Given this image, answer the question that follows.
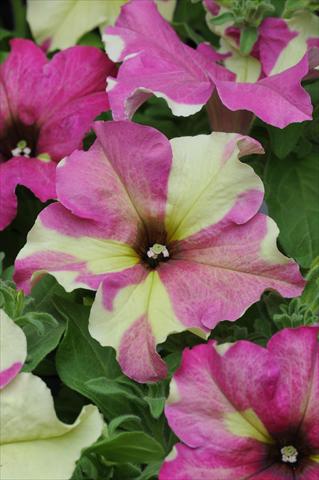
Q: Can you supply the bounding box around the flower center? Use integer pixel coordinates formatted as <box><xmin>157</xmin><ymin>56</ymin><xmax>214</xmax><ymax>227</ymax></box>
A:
<box><xmin>147</xmin><ymin>243</ymin><xmax>169</xmax><ymax>260</ymax></box>
<box><xmin>281</xmin><ymin>445</ymin><xmax>298</xmax><ymax>464</ymax></box>
<box><xmin>0</xmin><ymin>120</ymin><xmax>40</xmax><ymax>162</ymax></box>
<box><xmin>11</xmin><ymin>140</ymin><xmax>31</xmax><ymax>158</ymax></box>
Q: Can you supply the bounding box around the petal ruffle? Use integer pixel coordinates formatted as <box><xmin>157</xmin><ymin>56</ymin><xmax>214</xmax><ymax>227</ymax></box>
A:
<box><xmin>161</xmin><ymin>215</ymin><xmax>304</xmax><ymax>330</ymax></box>
<box><xmin>0</xmin><ymin>156</ymin><xmax>56</xmax><ymax>230</ymax></box>
<box><xmin>0</xmin><ymin>310</ymin><xmax>27</xmax><ymax>389</ymax></box>
<box><xmin>89</xmin><ymin>268</ymin><xmax>188</xmax><ymax>383</ymax></box>
<box><xmin>215</xmin><ymin>56</ymin><xmax>312</xmax><ymax>128</ymax></box>
<box><xmin>0</xmin><ymin>373</ymin><xmax>103</xmax><ymax>480</ymax></box>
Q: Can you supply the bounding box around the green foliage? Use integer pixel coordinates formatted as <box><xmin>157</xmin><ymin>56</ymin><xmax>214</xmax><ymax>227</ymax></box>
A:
<box><xmin>264</xmin><ymin>152</ymin><xmax>319</xmax><ymax>268</ymax></box>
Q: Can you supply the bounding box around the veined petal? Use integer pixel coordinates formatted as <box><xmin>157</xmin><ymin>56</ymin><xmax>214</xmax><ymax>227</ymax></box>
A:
<box><xmin>14</xmin><ymin>202</ymin><xmax>138</xmax><ymax>294</ymax></box>
<box><xmin>162</xmin><ymin>215</ymin><xmax>304</xmax><ymax>330</ymax></box>
<box><xmin>55</xmin><ymin>120</ymin><xmax>172</xmax><ymax>235</ymax></box>
<box><xmin>265</xmin><ymin>327</ymin><xmax>319</xmax><ymax>445</ymax></box>
<box><xmin>89</xmin><ymin>268</ymin><xmax>192</xmax><ymax>383</ymax></box>
<box><xmin>36</xmin><ymin>46</ymin><xmax>113</xmax><ymax>161</ymax></box>
<box><xmin>165</xmin><ymin>340</ymin><xmax>275</xmax><ymax>451</ymax></box>
<box><xmin>0</xmin><ymin>39</ymin><xmax>47</xmax><ymax>125</ymax></box>
<box><xmin>0</xmin><ymin>310</ymin><xmax>27</xmax><ymax>389</ymax></box>
<box><xmin>103</xmin><ymin>0</ymin><xmax>213</xmax><ymax>119</ymax></box>
<box><xmin>0</xmin><ymin>373</ymin><xmax>103</xmax><ymax>480</ymax></box>
<box><xmin>165</xmin><ymin>132</ymin><xmax>264</xmax><ymax>242</ymax></box>
<box><xmin>160</xmin><ymin>442</ymin><xmax>269</xmax><ymax>480</ymax></box>
<box><xmin>162</xmin><ymin>327</ymin><xmax>319</xmax><ymax>480</ymax></box>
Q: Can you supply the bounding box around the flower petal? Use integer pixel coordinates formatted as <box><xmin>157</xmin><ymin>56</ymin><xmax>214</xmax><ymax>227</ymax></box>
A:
<box><xmin>165</xmin><ymin>340</ymin><xmax>277</xmax><ymax>449</ymax></box>
<box><xmin>161</xmin><ymin>215</ymin><xmax>304</xmax><ymax>330</ymax></box>
<box><xmin>215</xmin><ymin>56</ymin><xmax>312</xmax><ymax>128</ymax></box>
<box><xmin>265</xmin><ymin>327</ymin><xmax>319</xmax><ymax>445</ymax></box>
<box><xmin>103</xmin><ymin>0</ymin><xmax>213</xmax><ymax>119</ymax></box>
<box><xmin>36</xmin><ymin>46</ymin><xmax>113</xmax><ymax>161</ymax></box>
<box><xmin>0</xmin><ymin>39</ymin><xmax>47</xmax><ymax>125</ymax></box>
<box><xmin>165</xmin><ymin>132</ymin><xmax>264</xmax><ymax>242</ymax></box>
<box><xmin>14</xmin><ymin>202</ymin><xmax>138</xmax><ymax>294</ymax></box>
<box><xmin>160</xmin><ymin>442</ymin><xmax>269</xmax><ymax>480</ymax></box>
<box><xmin>27</xmin><ymin>0</ymin><xmax>125</xmax><ymax>51</ymax></box>
<box><xmin>0</xmin><ymin>156</ymin><xmax>56</xmax><ymax>230</ymax></box>
<box><xmin>268</xmin><ymin>12</ymin><xmax>319</xmax><ymax>75</ymax></box>
<box><xmin>257</xmin><ymin>18</ymin><xmax>298</xmax><ymax>76</ymax></box>
<box><xmin>0</xmin><ymin>310</ymin><xmax>27</xmax><ymax>389</ymax></box>
<box><xmin>89</xmin><ymin>268</ymin><xmax>188</xmax><ymax>382</ymax></box>
<box><xmin>0</xmin><ymin>373</ymin><xmax>103</xmax><ymax>480</ymax></box>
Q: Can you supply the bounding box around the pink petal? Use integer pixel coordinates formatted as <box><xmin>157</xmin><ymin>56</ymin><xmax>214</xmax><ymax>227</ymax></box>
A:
<box><xmin>104</xmin><ymin>0</ymin><xmax>213</xmax><ymax>119</ymax></box>
<box><xmin>0</xmin><ymin>156</ymin><xmax>56</xmax><ymax>230</ymax></box>
<box><xmin>118</xmin><ymin>314</ymin><xmax>167</xmax><ymax>383</ymax></box>
<box><xmin>257</xmin><ymin>18</ymin><xmax>298</xmax><ymax>76</ymax></box>
<box><xmin>266</xmin><ymin>327</ymin><xmax>319</xmax><ymax>444</ymax></box>
<box><xmin>0</xmin><ymin>39</ymin><xmax>47</xmax><ymax>125</ymax></box>
<box><xmin>160</xmin><ymin>214</ymin><xmax>304</xmax><ymax>330</ymax></box>
<box><xmin>36</xmin><ymin>46</ymin><xmax>114</xmax><ymax>161</ymax></box>
<box><xmin>215</xmin><ymin>56</ymin><xmax>312</xmax><ymax>128</ymax></box>
<box><xmin>160</xmin><ymin>442</ymin><xmax>268</xmax><ymax>480</ymax></box>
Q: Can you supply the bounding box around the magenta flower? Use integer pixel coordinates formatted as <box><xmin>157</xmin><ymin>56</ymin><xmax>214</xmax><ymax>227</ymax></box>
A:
<box><xmin>0</xmin><ymin>39</ymin><xmax>114</xmax><ymax>230</ymax></box>
<box><xmin>160</xmin><ymin>326</ymin><xmax>319</xmax><ymax>479</ymax></box>
<box><xmin>15</xmin><ymin>121</ymin><xmax>304</xmax><ymax>383</ymax></box>
<box><xmin>103</xmin><ymin>0</ymin><xmax>314</xmax><ymax>128</ymax></box>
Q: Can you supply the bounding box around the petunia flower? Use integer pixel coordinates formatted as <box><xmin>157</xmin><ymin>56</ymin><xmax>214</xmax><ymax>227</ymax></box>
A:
<box><xmin>14</xmin><ymin>121</ymin><xmax>305</xmax><ymax>383</ymax></box>
<box><xmin>103</xmin><ymin>0</ymin><xmax>314</xmax><ymax>129</ymax></box>
<box><xmin>27</xmin><ymin>0</ymin><xmax>176</xmax><ymax>52</ymax></box>
<box><xmin>0</xmin><ymin>38</ymin><xmax>114</xmax><ymax>230</ymax></box>
<box><xmin>160</xmin><ymin>326</ymin><xmax>319</xmax><ymax>479</ymax></box>
<box><xmin>0</xmin><ymin>309</ymin><xmax>104</xmax><ymax>480</ymax></box>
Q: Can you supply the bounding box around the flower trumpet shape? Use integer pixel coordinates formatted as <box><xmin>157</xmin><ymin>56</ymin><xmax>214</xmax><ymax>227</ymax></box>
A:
<box><xmin>160</xmin><ymin>326</ymin><xmax>319</xmax><ymax>479</ymax></box>
<box><xmin>14</xmin><ymin>121</ymin><xmax>305</xmax><ymax>383</ymax></box>
<box><xmin>0</xmin><ymin>309</ymin><xmax>103</xmax><ymax>480</ymax></box>
<box><xmin>0</xmin><ymin>39</ymin><xmax>114</xmax><ymax>230</ymax></box>
<box><xmin>103</xmin><ymin>0</ymin><xmax>315</xmax><ymax>128</ymax></box>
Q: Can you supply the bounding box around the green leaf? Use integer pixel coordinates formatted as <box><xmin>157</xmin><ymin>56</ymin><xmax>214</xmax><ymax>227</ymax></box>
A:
<box><xmin>264</xmin><ymin>153</ymin><xmax>319</xmax><ymax>267</ymax></box>
<box><xmin>77</xmin><ymin>31</ymin><xmax>104</xmax><ymax>49</ymax></box>
<box><xmin>239</xmin><ymin>26</ymin><xmax>258</xmax><ymax>55</ymax></box>
<box><xmin>55</xmin><ymin>299</ymin><xmax>122</xmax><ymax>380</ymax></box>
<box><xmin>85</xmin><ymin>432</ymin><xmax>165</xmax><ymax>464</ymax></box>
<box><xmin>267</xmin><ymin>123</ymin><xmax>304</xmax><ymax>159</ymax></box>
<box><xmin>209</xmin><ymin>12</ymin><xmax>235</xmax><ymax>25</ymax></box>
<box><xmin>135</xmin><ymin>462</ymin><xmax>162</xmax><ymax>480</ymax></box>
<box><xmin>108</xmin><ymin>415</ymin><xmax>143</xmax><ymax>437</ymax></box>
<box><xmin>16</xmin><ymin>312</ymin><xmax>65</xmax><ymax>372</ymax></box>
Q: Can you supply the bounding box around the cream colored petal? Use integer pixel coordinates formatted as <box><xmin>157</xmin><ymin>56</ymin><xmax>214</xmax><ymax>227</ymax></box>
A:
<box><xmin>165</xmin><ymin>133</ymin><xmax>263</xmax><ymax>241</ymax></box>
<box><xmin>271</xmin><ymin>12</ymin><xmax>319</xmax><ymax>75</ymax></box>
<box><xmin>1</xmin><ymin>373</ymin><xmax>103</xmax><ymax>480</ymax></box>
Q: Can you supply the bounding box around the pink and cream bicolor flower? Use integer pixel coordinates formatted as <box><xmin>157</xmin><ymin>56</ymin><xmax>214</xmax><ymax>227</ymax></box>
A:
<box><xmin>0</xmin><ymin>38</ymin><xmax>114</xmax><ymax>230</ymax></box>
<box><xmin>160</xmin><ymin>326</ymin><xmax>319</xmax><ymax>480</ymax></box>
<box><xmin>103</xmin><ymin>0</ymin><xmax>314</xmax><ymax>128</ymax></box>
<box><xmin>14</xmin><ymin>121</ymin><xmax>304</xmax><ymax>383</ymax></box>
<box><xmin>0</xmin><ymin>309</ymin><xmax>103</xmax><ymax>480</ymax></box>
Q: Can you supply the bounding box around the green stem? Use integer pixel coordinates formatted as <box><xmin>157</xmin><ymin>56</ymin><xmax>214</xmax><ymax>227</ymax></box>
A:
<box><xmin>11</xmin><ymin>0</ymin><xmax>27</xmax><ymax>38</ymax></box>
